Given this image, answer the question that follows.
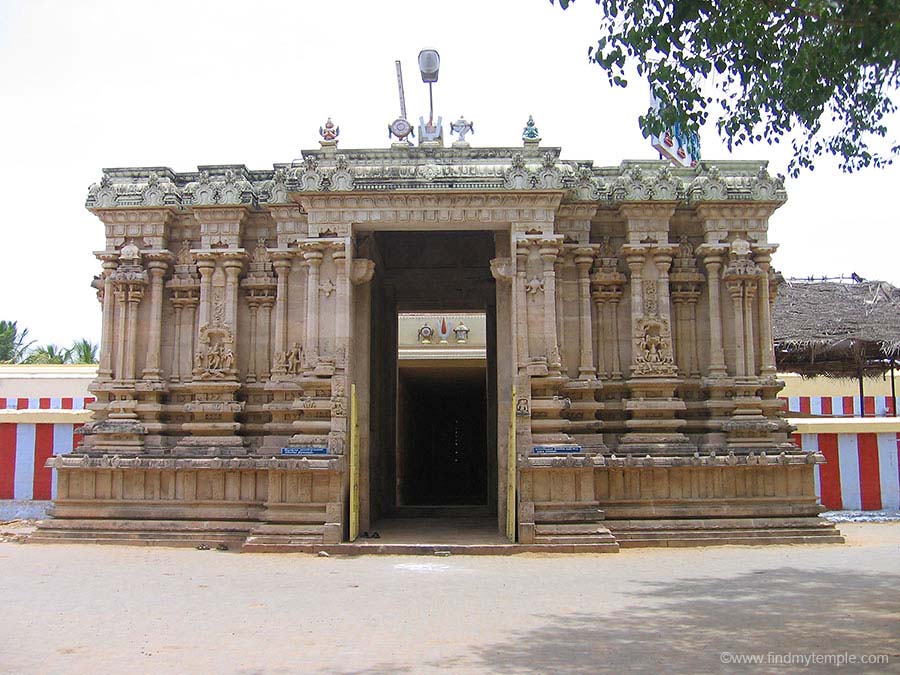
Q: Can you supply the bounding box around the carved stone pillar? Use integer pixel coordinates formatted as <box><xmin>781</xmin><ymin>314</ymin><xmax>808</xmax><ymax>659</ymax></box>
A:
<box><xmin>222</xmin><ymin>254</ymin><xmax>244</xmax><ymax>334</ymax></box>
<box><xmin>271</xmin><ymin>253</ymin><xmax>292</xmax><ymax>375</ymax></box>
<box><xmin>257</xmin><ymin>297</ymin><xmax>274</xmax><ymax>379</ymax></box>
<box><xmin>624</xmin><ymin>250</ymin><xmax>645</xmax><ymax>360</ymax></box>
<box><xmin>124</xmin><ymin>284</ymin><xmax>143</xmax><ymax>381</ymax></box>
<box><xmin>670</xmin><ymin>239</ymin><xmax>704</xmax><ymax>378</ymax></box>
<box><xmin>723</xmin><ymin>238</ymin><xmax>763</xmax><ymax>379</ymax></box>
<box><xmin>114</xmin><ymin>285</ymin><xmax>127</xmax><ymax>379</ymax></box>
<box><xmin>609</xmin><ymin>295</ymin><xmax>622</xmax><ymax>379</ymax></box>
<box><xmin>303</xmin><ymin>247</ymin><xmax>324</xmax><ymax>368</ymax></box>
<box><xmin>108</xmin><ymin>244</ymin><xmax>148</xmax><ymax>382</ymax></box>
<box><xmin>333</xmin><ymin>244</ymin><xmax>349</xmax><ymax>369</ymax></box>
<box><xmin>142</xmin><ymin>256</ymin><xmax>170</xmax><ymax>380</ymax></box>
<box><xmin>514</xmin><ymin>241</ymin><xmax>530</xmax><ymax>372</ymax></box>
<box><xmin>754</xmin><ymin>248</ymin><xmax>778</xmax><ymax>376</ymax></box>
<box><xmin>574</xmin><ymin>247</ymin><xmax>595</xmax><ymax>379</ymax></box>
<box><xmin>699</xmin><ymin>248</ymin><xmax>728</xmax><ymax>377</ymax></box>
<box><xmin>196</xmin><ymin>256</ymin><xmax>215</xmax><ymax>329</ymax></box>
<box><xmin>743</xmin><ymin>280</ymin><xmax>758</xmax><ymax>376</ymax></box>
<box><xmin>166</xmin><ymin>242</ymin><xmax>200</xmax><ymax>383</ymax></box>
<box><xmin>246</xmin><ymin>300</ymin><xmax>260</xmax><ymax>382</ymax></box>
<box><xmin>98</xmin><ymin>257</ymin><xmax>117</xmax><ymax>380</ymax></box>
<box><xmin>726</xmin><ymin>279</ymin><xmax>745</xmax><ymax>376</ymax></box>
<box><xmin>172</xmin><ymin>303</ymin><xmax>184</xmax><ymax>381</ymax></box>
<box><xmin>590</xmin><ymin>242</ymin><xmax>625</xmax><ymax>381</ymax></box>
<box><xmin>539</xmin><ymin>239</ymin><xmax>563</xmax><ymax>374</ymax></box>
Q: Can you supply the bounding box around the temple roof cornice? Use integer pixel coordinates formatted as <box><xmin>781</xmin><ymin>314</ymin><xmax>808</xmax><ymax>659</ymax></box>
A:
<box><xmin>85</xmin><ymin>150</ymin><xmax>787</xmax><ymax>216</ymax></box>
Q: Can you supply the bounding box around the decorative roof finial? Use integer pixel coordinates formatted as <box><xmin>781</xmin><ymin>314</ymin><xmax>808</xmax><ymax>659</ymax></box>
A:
<box><xmin>450</xmin><ymin>116</ymin><xmax>474</xmax><ymax>147</ymax></box>
<box><xmin>319</xmin><ymin>117</ymin><xmax>340</xmax><ymax>152</ymax></box>
<box><xmin>522</xmin><ymin>115</ymin><xmax>541</xmax><ymax>146</ymax></box>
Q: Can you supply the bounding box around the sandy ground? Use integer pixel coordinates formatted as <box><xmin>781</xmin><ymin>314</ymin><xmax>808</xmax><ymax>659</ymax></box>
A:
<box><xmin>0</xmin><ymin>524</ymin><xmax>898</xmax><ymax>674</ymax></box>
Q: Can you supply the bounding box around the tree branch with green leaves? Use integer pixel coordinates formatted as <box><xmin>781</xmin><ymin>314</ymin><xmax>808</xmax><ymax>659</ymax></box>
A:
<box><xmin>554</xmin><ymin>0</ymin><xmax>900</xmax><ymax>176</ymax></box>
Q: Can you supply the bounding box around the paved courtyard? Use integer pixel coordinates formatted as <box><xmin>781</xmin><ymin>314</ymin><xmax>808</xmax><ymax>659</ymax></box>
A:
<box><xmin>0</xmin><ymin>523</ymin><xmax>898</xmax><ymax>674</ymax></box>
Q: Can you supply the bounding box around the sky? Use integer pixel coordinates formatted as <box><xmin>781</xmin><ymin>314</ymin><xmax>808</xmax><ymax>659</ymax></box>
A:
<box><xmin>1</xmin><ymin>0</ymin><xmax>898</xmax><ymax>349</ymax></box>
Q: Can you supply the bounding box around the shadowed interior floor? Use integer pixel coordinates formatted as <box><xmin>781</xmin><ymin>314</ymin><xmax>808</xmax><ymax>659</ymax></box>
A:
<box><xmin>355</xmin><ymin>517</ymin><xmax>507</xmax><ymax>545</ymax></box>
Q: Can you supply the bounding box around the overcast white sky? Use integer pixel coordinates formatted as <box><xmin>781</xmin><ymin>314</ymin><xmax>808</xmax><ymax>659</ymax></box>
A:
<box><xmin>1</xmin><ymin>0</ymin><xmax>898</xmax><ymax>348</ymax></box>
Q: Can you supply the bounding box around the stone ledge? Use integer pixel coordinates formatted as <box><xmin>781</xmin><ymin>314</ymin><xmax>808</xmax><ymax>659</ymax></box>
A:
<box><xmin>522</xmin><ymin>452</ymin><xmax>823</xmax><ymax>469</ymax></box>
<box><xmin>46</xmin><ymin>455</ymin><xmax>343</xmax><ymax>471</ymax></box>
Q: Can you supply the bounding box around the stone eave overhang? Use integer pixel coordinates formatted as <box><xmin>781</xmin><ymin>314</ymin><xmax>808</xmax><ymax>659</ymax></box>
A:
<box><xmin>85</xmin><ymin>149</ymin><xmax>787</xmax><ymax>213</ymax></box>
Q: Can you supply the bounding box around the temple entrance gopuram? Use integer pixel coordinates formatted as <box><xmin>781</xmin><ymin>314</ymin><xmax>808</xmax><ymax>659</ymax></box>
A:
<box><xmin>35</xmin><ymin>129</ymin><xmax>843</xmax><ymax>551</ymax></box>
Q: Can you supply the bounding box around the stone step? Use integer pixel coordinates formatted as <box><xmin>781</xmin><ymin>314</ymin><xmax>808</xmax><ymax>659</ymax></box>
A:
<box><xmin>619</xmin><ymin>534</ymin><xmax>846</xmax><ymax>548</ymax></box>
<box><xmin>614</xmin><ymin>527</ymin><xmax>838</xmax><ymax>540</ymax></box>
<box><xmin>34</xmin><ymin>518</ymin><xmax>253</xmax><ymax>533</ymax></box>
<box><xmin>242</xmin><ymin>535</ymin><xmax>323</xmax><ymax>551</ymax></box>
<box><xmin>28</xmin><ymin>530</ymin><xmax>246</xmax><ymax>548</ymax></box>
<box><xmin>607</xmin><ymin>517</ymin><xmax>837</xmax><ymax>531</ymax></box>
<box><xmin>534</xmin><ymin>534</ymin><xmax>619</xmax><ymax>545</ymax></box>
<box><xmin>535</xmin><ymin>523</ymin><xmax>610</xmax><ymax>535</ymax></box>
<box><xmin>248</xmin><ymin>524</ymin><xmax>325</xmax><ymax>536</ymax></box>
<box><xmin>242</xmin><ymin>541</ymin><xmax>620</xmax><ymax>555</ymax></box>
<box><xmin>614</xmin><ymin>526</ymin><xmax>845</xmax><ymax>548</ymax></box>
<box><xmin>535</xmin><ymin>511</ymin><xmax>605</xmax><ymax>524</ymax></box>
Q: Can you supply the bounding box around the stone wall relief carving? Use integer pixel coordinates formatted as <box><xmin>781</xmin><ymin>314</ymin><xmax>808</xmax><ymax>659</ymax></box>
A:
<box><xmin>632</xmin><ymin>316</ymin><xmax>678</xmax><ymax>376</ymax></box>
<box><xmin>724</xmin><ymin>236</ymin><xmax>762</xmax><ymax>279</ymax></box>
<box><xmin>194</xmin><ymin>323</ymin><xmax>237</xmax><ymax>380</ymax></box>
<box><xmin>210</xmin><ymin>265</ymin><xmax>226</xmax><ymax>324</ymax></box>
<box><xmin>274</xmin><ymin>342</ymin><xmax>304</xmax><ymax>375</ymax></box>
<box><xmin>525</xmin><ymin>277</ymin><xmax>545</xmax><ymax>295</ymax></box>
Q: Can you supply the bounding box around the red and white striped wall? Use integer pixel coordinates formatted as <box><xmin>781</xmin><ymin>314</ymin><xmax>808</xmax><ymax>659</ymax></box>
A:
<box><xmin>0</xmin><ymin>397</ymin><xmax>94</xmax><ymax>501</ymax></box>
<box><xmin>794</xmin><ymin>431</ymin><xmax>900</xmax><ymax>511</ymax></box>
<box><xmin>781</xmin><ymin>395</ymin><xmax>897</xmax><ymax>417</ymax></box>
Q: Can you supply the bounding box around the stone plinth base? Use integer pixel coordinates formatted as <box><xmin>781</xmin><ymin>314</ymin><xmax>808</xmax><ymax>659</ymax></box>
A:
<box><xmin>33</xmin><ymin>455</ymin><xmax>344</xmax><ymax>547</ymax></box>
<box><xmin>517</xmin><ymin>456</ymin><xmax>842</xmax><ymax>547</ymax></box>
<box><xmin>35</xmin><ymin>454</ymin><xmax>842</xmax><ymax>550</ymax></box>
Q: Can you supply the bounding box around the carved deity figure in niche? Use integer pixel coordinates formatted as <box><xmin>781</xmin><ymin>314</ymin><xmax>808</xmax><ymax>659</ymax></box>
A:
<box><xmin>194</xmin><ymin>323</ymin><xmax>237</xmax><ymax>380</ymax></box>
<box><xmin>516</xmin><ymin>398</ymin><xmax>531</xmax><ymax>417</ymax></box>
<box><xmin>631</xmin><ymin>317</ymin><xmax>677</xmax><ymax>377</ymax></box>
<box><xmin>286</xmin><ymin>342</ymin><xmax>303</xmax><ymax>374</ymax></box>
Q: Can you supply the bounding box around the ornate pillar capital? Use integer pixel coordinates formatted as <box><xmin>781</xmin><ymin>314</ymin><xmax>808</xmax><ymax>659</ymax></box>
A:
<box><xmin>490</xmin><ymin>257</ymin><xmax>514</xmax><ymax>282</ymax></box>
<box><xmin>573</xmin><ymin>246</ymin><xmax>596</xmax><ymax>270</ymax></box>
<box><xmin>350</xmin><ymin>259</ymin><xmax>375</xmax><ymax>285</ymax></box>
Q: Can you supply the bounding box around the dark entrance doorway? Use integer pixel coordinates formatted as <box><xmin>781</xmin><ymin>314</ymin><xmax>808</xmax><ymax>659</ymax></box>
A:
<box><xmin>359</xmin><ymin>230</ymin><xmax>498</xmax><ymax>525</ymax></box>
<box><xmin>398</xmin><ymin>365</ymin><xmax>488</xmax><ymax>508</ymax></box>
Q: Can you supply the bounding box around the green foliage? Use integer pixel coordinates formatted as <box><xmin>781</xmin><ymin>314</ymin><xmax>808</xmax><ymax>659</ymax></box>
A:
<box><xmin>554</xmin><ymin>0</ymin><xmax>900</xmax><ymax>176</ymax></box>
<box><xmin>24</xmin><ymin>344</ymin><xmax>73</xmax><ymax>365</ymax></box>
<box><xmin>0</xmin><ymin>320</ymin><xmax>35</xmax><ymax>363</ymax></box>
<box><xmin>69</xmin><ymin>339</ymin><xmax>99</xmax><ymax>364</ymax></box>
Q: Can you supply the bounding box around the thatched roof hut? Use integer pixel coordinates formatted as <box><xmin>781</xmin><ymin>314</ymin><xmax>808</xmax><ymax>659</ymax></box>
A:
<box><xmin>773</xmin><ymin>279</ymin><xmax>900</xmax><ymax>378</ymax></box>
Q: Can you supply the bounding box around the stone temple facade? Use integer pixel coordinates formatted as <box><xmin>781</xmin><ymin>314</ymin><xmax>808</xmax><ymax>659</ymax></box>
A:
<box><xmin>38</xmin><ymin>134</ymin><xmax>842</xmax><ymax>549</ymax></box>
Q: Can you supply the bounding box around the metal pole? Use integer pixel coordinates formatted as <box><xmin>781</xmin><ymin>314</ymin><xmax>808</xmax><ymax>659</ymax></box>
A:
<box><xmin>395</xmin><ymin>60</ymin><xmax>407</xmax><ymax>120</ymax></box>
<box><xmin>350</xmin><ymin>383</ymin><xmax>360</xmax><ymax>542</ymax></box>
<box><xmin>857</xmin><ymin>365</ymin><xmax>865</xmax><ymax>418</ymax></box>
<box><xmin>891</xmin><ymin>358</ymin><xmax>897</xmax><ymax>417</ymax></box>
<box><xmin>428</xmin><ymin>82</ymin><xmax>434</xmax><ymax>126</ymax></box>
<box><xmin>506</xmin><ymin>385</ymin><xmax>517</xmax><ymax>542</ymax></box>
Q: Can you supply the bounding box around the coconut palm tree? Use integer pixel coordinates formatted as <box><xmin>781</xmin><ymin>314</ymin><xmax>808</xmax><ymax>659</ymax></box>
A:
<box><xmin>24</xmin><ymin>344</ymin><xmax>73</xmax><ymax>364</ymax></box>
<box><xmin>0</xmin><ymin>320</ymin><xmax>35</xmax><ymax>363</ymax></box>
<box><xmin>69</xmin><ymin>339</ymin><xmax>99</xmax><ymax>364</ymax></box>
